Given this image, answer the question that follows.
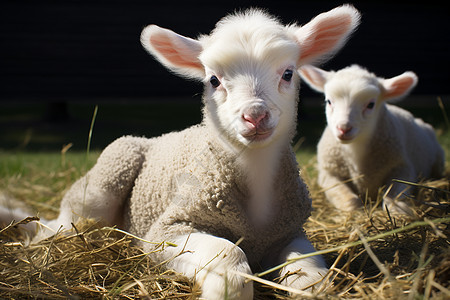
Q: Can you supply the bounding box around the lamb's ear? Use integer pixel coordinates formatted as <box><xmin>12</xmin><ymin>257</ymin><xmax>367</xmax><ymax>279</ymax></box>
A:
<box><xmin>295</xmin><ymin>5</ymin><xmax>361</xmax><ymax>65</ymax></box>
<box><xmin>299</xmin><ymin>65</ymin><xmax>330</xmax><ymax>92</ymax></box>
<box><xmin>380</xmin><ymin>72</ymin><xmax>418</xmax><ymax>101</ymax></box>
<box><xmin>141</xmin><ymin>25</ymin><xmax>205</xmax><ymax>80</ymax></box>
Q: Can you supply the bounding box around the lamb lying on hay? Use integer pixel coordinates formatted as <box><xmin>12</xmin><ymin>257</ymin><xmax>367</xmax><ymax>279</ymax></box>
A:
<box><xmin>1</xmin><ymin>177</ymin><xmax>449</xmax><ymax>299</ymax></box>
<box><xmin>299</xmin><ymin>64</ymin><xmax>445</xmax><ymax>216</ymax></box>
<box><xmin>0</xmin><ymin>6</ymin><xmax>361</xmax><ymax>299</ymax></box>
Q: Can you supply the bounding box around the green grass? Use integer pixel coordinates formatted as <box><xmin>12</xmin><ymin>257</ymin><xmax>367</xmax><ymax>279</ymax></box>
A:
<box><xmin>0</xmin><ymin>151</ymin><xmax>99</xmax><ymax>219</ymax></box>
<box><xmin>0</xmin><ymin>151</ymin><xmax>97</xmax><ymax>178</ymax></box>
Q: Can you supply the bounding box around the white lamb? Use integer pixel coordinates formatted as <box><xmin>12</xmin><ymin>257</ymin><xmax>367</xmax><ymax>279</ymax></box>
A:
<box><xmin>299</xmin><ymin>64</ymin><xmax>445</xmax><ymax>215</ymax></box>
<box><xmin>2</xmin><ymin>7</ymin><xmax>361</xmax><ymax>299</ymax></box>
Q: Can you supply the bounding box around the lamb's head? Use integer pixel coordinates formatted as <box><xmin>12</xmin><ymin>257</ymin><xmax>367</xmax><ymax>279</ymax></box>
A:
<box><xmin>140</xmin><ymin>6</ymin><xmax>360</xmax><ymax>149</ymax></box>
<box><xmin>300</xmin><ymin>65</ymin><xmax>418</xmax><ymax>143</ymax></box>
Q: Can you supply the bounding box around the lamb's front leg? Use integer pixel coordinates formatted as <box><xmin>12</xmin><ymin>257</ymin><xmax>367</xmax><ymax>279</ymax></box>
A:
<box><xmin>278</xmin><ymin>235</ymin><xmax>328</xmax><ymax>292</ymax></box>
<box><xmin>319</xmin><ymin>171</ymin><xmax>361</xmax><ymax>211</ymax></box>
<box><xmin>148</xmin><ymin>232</ymin><xmax>253</xmax><ymax>300</ymax></box>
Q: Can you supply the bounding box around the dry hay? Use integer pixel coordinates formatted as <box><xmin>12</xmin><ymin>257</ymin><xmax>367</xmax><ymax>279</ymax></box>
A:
<box><xmin>301</xmin><ymin>173</ymin><xmax>450</xmax><ymax>300</ymax></box>
<box><xmin>1</xmin><ymin>170</ymin><xmax>449</xmax><ymax>299</ymax></box>
<box><xmin>0</xmin><ymin>219</ymin><xmax>198</xmax><ymax>299</ymax></box>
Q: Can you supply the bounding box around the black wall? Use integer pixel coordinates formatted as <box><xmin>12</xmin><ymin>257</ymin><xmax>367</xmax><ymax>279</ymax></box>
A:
<box><xmin>1</xmin><ymin>0</ymin><xmax>449</xmax><ymax>101</ymax></box>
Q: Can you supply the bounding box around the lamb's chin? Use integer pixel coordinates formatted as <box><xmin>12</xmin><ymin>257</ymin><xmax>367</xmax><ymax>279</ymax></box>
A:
<box><xmin>336</xmin><ymin>136</ymin><xmax>355</xmax><ymax>144</ymax></box>
<box><xmin>237</xmin><ymin>134</ymin><xmax>278</xmax><ymax>150</ymax></box>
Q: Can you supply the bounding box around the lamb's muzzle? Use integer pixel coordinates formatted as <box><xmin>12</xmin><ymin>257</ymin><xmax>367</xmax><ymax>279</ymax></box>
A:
<box><xmin>241</xmin><ymin>105</ymin><xmax>272</xmax><ymax>140</ymax></box>
<box><xmin>336</xmin><ymin>124</ymin><xmax>355</xmax><ymax>141</ymax></box>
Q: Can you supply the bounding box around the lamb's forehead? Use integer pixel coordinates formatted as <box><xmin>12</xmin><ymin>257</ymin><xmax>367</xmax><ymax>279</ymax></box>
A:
<box><xmin>325</xmin><ymin>66</ymin><xmax>381</xmax><ymax>99</ymax></box>
<box><xmin>199</xmin><ymin>9</ymin><xmax>299</xmax><ymax>73</ymax></box>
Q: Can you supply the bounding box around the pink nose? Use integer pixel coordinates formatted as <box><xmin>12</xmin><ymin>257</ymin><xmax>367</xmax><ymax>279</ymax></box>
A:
<box><xmin>243</xmin><ymin>112</ymin><xmax>268</xmax><ymax>127</ymax></box>
<box><xmin>337</xmin><ymin>125</ymin><xmax>353</xmax><ymax>134</ymax></box>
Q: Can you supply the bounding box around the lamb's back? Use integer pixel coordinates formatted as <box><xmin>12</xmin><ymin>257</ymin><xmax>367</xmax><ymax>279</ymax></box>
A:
<box><xmin>386</xmin><ymin>104</ymin><xmax>444</xmax><ymax>178</ymax></box>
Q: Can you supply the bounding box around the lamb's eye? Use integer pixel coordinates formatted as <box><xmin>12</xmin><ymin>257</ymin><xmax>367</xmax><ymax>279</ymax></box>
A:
<box><xmin>210</xmin><ymin>75</ymin><xmax>221</xmax><ymax>88</ymax></box>
<box><xmin>282</xmin><ymin>69</ymin><xmax>293</xmax><ymax>82</ymax></box>
<box><xmin>366</xmin><ymin>101</ymin><xmax>375</xmax><ymax>109</ymax></box>
<box><xmin>325</xmin><ymin>99</ymin><xmax>332</xmax><ymax>106</ymax></box>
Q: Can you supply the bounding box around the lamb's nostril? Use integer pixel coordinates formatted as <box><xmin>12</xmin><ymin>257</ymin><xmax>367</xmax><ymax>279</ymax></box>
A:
<box><xmin>243</xmin><ymin>112</ymin><xmax>268</xmax><ymax>127</ymax></box>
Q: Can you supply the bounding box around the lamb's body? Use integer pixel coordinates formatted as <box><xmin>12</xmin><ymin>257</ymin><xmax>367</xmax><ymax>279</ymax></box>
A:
<box><xmin>2</xmin><ymin>7</ymin><xmax>362</xmax><ymax>299</ymax></box>
<box><xmin>116</xmin><ymin>125</ymin><xmax>310</xmax><ymax>266</ymax></box>
<box><xmin>300</xmin><ymin>64</ymin><xmax>445</xmax><ymax>214</ymax></box>
<box><xmin>319</xmin><ymin>104</ymin><xmax>444</xmax><ymax>202</ymax></box>
<box><xmin>53</xmin><ymin>125</ymin><xmax>310</xmax><ymax>266</ymax></box>
<box><xmin>42</xmin><ymin>120</ymin><xmax>314</xmax><ymax>299</ymax></box>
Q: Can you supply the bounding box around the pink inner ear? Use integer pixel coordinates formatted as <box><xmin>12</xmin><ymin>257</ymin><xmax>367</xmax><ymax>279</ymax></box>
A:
<box><xmin>300</xmin><ymin>67</ymin><xmax>326</xmax><ymax>90</ymax></box>
<box><xmin>385</xmin><ymin>77</ymin><xmax>415</xmax><ymax>99</ymax></box>
<box><xmin>300</xmin><ymin>16</ymin><xmax>352</xmax><ymax>63</ymax></box>
<box><xmin>150</xmin><ymin>34</ymin><xmax>202</xmax><ymax>70</ymax></box>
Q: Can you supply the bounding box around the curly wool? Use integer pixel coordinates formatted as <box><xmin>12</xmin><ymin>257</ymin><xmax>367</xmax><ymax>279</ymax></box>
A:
<box><xmin>82</xmin><ymin>124</ymin><xmax>312</xmax><ymax>267</ymax></box>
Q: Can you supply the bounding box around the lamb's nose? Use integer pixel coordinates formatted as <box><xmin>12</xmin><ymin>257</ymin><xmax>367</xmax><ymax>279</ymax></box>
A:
<box><xmin>337</xmin><ymin>124</ymin><xmax>353</xmax><ymax>134</ymax></box>
<box><xmin>243</xmin><ymin>112</ymin><xmax>268</xmax><ymax>127</ymax></box>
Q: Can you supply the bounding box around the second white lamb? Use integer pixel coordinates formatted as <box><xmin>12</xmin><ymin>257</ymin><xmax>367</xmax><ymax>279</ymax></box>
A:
<box><xmin>300</xmin><ymin>64</ymin><xmax>445</xmax><ymax>215</ymax></box>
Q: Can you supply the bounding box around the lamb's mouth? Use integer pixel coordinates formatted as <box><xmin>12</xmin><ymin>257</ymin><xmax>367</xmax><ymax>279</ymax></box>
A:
<box><xmin>337</xmin><ymin>133</ymin><xmax>355</xmax><ymax>143</ymax></box>
<box><xmin>241</xmin><ymin>129</ymin><xmax>273</xmax><ymax>142</ymax></box>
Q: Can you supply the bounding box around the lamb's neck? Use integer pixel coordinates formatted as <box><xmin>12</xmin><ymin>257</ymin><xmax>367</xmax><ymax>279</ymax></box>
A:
<box><xmin>343</xmin><ymin>136</ymin><xmax>370</xmax><ymax>163</ymax></box>
<box><xmin>238</xmin><ymin>140</ymin><xmax>285</xmax><ymax>228</ymax></box>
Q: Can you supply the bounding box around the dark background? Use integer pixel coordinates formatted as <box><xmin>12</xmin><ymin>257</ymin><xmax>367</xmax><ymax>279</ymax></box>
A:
<box><xmin>1</xmin><ymin>0</ymin><xmax>449</xmax><ymax>100</ymax></box>
<box><xmin>0</xmin><ymin>1</ymin><xmax>449</xmax><ymax>151</ymax></box>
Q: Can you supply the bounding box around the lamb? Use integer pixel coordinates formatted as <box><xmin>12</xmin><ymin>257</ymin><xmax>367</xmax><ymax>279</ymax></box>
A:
<box><xmin>2</xmin><ymin>7</ymin><xmax>361</xmax><ymax>299</ymax></box>
<box><xmin>299</xmin><ymin>64</ymin><xmax>445</xmax><ymax>215</ymax></box>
